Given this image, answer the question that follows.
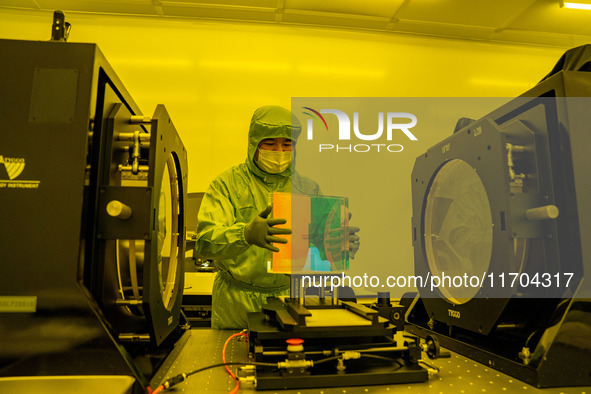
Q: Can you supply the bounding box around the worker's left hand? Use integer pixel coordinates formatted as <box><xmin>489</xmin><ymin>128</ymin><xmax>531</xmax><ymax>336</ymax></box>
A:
<box><xmin>346</xmin><ymin>209</ymin><xmax>360</xmax><ymax>259</ymax></box>
<box><xmin>348</xmin><ymin>225</ymin><xmax>360</xmax><ymax>259</ymax></box>
<box><xmin>324</xmin><ymin>210</ymin><xmax>360</xmax><ymax>260</ymax></box>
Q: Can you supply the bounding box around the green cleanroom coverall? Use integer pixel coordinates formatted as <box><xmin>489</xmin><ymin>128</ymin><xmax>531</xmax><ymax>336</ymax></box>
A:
<box><xmin>196</xmin><ymin>106</ymin><xmax>321</xmax><ymax>329</ymax></box>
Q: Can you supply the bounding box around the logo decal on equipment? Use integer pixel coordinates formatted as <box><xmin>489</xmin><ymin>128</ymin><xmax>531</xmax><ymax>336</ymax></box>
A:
<box><xmin>0</xmin><ymin>154</ymin><xmax>41</xmax><ymax>189</ymax></box>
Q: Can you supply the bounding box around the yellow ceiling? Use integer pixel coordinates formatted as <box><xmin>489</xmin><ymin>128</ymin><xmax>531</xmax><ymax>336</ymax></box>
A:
<box><xmin>2</xmin><ymin>0</ymin><xmax>590</xmax><ymax>47</ymax></box>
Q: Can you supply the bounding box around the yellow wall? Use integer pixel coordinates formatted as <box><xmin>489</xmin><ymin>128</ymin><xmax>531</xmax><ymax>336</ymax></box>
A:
<box><xmin>0</xmin><ymin>8</ymin><xmax>571</xmax><ymax>290</ymax></box>
<box><xmin>0</xmin><ymin>8</ymin><xmax>564</xmax><ymax>192</ymax></box>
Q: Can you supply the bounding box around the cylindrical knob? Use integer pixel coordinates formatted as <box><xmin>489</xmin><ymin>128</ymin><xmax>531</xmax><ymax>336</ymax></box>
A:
<box><xmin>130</xmin><ymin>115</ymin><xmax>151</xmax><ymax>124</ymax></box>
<box><xmin>525</xmin><ymin>205</ymin><xmax>559</xmax><ymax>221</ymax></box>
<box><xmin>107</xmin><ymin>200</ymin><xmax>132</xmax><ymax>219</ymax></box>
<box><xmin>377</xmin><ymin>292</ymin><xmax>391</xmax><ymax>307</ymax></box>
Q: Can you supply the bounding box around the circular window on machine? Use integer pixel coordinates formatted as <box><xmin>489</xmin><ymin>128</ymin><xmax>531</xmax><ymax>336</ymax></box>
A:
<box><xmin>424</xmin><ymin>159</ymin><xmax>493</xmax><ymax>305</ymax></box>
<box><xmin>156</xmin><ymin>152</ymin><xmax>182</xmax><ymax>311</ymax></box>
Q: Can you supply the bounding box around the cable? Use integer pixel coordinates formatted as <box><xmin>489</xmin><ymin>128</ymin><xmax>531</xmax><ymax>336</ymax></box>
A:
<box><xmin>312</xmin><ymin>356</ymin><xmax>340</xmax><ymax>365</ymax></box>
<box><xmin>148</xmin><ymin>337</ymin><xmax>409</xmax><ymax>393</ymax></box>
<box><xmin>360</xmin><ymin>354</ymin><xmax>404</xmax><ymax>371</ymax></box>
<box><xmin>187</xmin><ymin>362</ymin><xmax>273</xmax><ymax>376</ymax></box>
<box><xmin>223</xmin><ymin>332</ymin><xmax>248</xmax><ymax>394</ymax></box>
<box><xmin>313</xmin><ymin>353</ymin><xmax>404</xmax><ymax>370</ymax></box>
<box><xmin>149</xmin><ymin>362</ymin><xmax>277</xmax><ymax>393</ymax></box>
<box><xmin>360</xmin><ymin>354</ymin><xmax>396</xmax><ymax>362</ymax></box>
<box><xmin>525</xmin><ymin>328</ymin><xmax>543</xmax><ymax>348</ymax></box>
<box><xmin>148</xmin><ymin>330</ymin><xmax>276</xmax><ymax>394</ymax></box>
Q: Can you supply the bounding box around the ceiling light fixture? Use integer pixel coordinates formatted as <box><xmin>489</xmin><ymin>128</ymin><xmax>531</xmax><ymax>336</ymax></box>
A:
<box><xmin>560</xmin><ymin>0</ymin><xmax>591</xmax><ymax>9</ymax></box>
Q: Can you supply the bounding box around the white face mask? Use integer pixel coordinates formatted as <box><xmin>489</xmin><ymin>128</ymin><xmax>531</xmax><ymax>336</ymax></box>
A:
<box><xmin>256</xmin><ymin>149</ymin><xmax>292</xmax><ymax>174</ymax></box>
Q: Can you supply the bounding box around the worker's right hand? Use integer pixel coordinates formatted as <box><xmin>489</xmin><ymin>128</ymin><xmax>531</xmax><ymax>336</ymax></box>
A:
<box><xmin>244</xmin><ymin>205</ymin><xmax>291</xmax><ymax>252</ymax></box>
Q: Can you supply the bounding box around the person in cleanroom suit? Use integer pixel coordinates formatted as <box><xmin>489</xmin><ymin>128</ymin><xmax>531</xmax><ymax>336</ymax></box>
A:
<box><xmin>195</xmin><ymin>105</ymin><xmax>323</xmax><ymax>329</ymax></box>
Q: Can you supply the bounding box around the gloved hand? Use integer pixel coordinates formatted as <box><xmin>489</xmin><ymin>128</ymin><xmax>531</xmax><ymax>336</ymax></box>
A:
<box><xmin>345</xmin><ymin>208</ymin><xmax>361</xmax><ymax>259</ymax></box>
<box><xmin>324</xmin><ymin>208</ymin><xmax>360</xmax><ymax>260</ymax></box>
<box><xmin>348</xmin><ymin>225</ymin><xmax>360</xmax><ymax>259</ymax></box>
<box><xmin>244</xmin><ymin>205</ymin><xmax>291</xmax><ymax>252</ymax></box>
<box><xmin>325</xmin><ymin>225</ymin><xmax>360</xmax><ymax>259</ymax></box>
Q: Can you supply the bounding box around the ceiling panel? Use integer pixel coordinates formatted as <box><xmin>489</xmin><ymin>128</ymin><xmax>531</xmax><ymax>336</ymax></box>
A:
<box><xmin>282</xmin><ymin>10</ymin><xmax>388</xmax><ymax>30</ymax></box>
<box><xmin>392</xmin><ymin>20</ymin><xmax>495</xmax><ymax>40</ymax></box>
<box><xmin>2</xmin><ymin>0</ymin><xmax>591</xmax><ymax>48</ymax></box>
<box><xmin>397</xmin><ymin>0</ymin><xmax>537</xmax><ymax>28</ymax></box>
<box><xmin>164</xmin><ymin>0</ymin><xmax>278</xmax><ymax>7</ymax></box>
<box><xmin>284</xmin><ymin>0</ymin><xmax>406</xmax><ymax>18</ymax></box>
<box><xmin>0</xmin><ymin>0</ymin><xmax>40</xmax><ymax>8</ymax></box>
<box><xmin>162</xmin><ymin>3</ymin><xmax>276</xmax><ymax>22</ymax></box>
<box><xmin>491</xmin><ymin>28</ymin><xmax>585</xmax><ymax>47</ymax></box>
<box><xmin>36</xmin><ymin>0</ymin><xmax>157</xmax><ymax>15</ymax></box>
<box><xmin>508</xmin><ymin>0</ymin><xmax>591</xmax><ymax>35</ymax></box>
